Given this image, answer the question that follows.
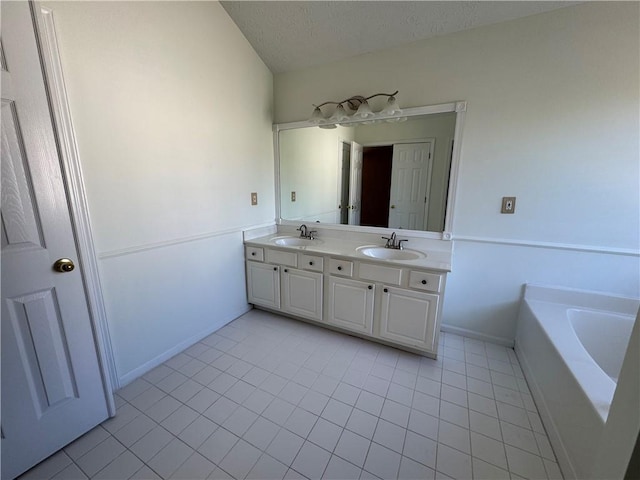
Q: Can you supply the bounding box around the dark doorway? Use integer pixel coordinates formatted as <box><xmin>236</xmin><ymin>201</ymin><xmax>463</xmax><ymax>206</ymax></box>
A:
<box><xmin>361</xmin><ymin>145</ymin><xmax>393</xmax><ymax>228</ymax></box>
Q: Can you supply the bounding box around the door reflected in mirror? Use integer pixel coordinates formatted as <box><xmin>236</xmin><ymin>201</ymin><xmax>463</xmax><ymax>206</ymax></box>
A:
<box><xmin>278</xmin><ymin>110</ymin><xmax>458</xmax><ymax>233</ymax></box>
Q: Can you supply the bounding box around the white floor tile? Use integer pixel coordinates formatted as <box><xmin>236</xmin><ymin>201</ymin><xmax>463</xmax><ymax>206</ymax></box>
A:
<box><xmin>322</xmin><ymin>398</ymin><xmax>353</xmax><ymax>426</ymax></box>
<box><xmin>439</xmin><ymin>400</ymin><xmax>469</xmax><ymax>429</ymax></box>
<box><xmin>403</xmin><ymin>430</ymin><xmax>437</xmax><ymax>468</ymax></box>
<box><xmin>219</xmin><ymin>439</ymin><xmax>262</xmax><ymax>480</ymax></box>
<box><xmin>93</xmin><ymin>451</ymin><xmax>143</xmax><ymax>480</ymax></box>
<box><xmin>178</xmin><ymin>415</ymin><xmax>218</xmax><ymax>449</ymax></box>
<box><xmin>364</xmin><ymin>442</ymin><xmax>401</xmax><ymax>479</ymax></box>
<box><xmin>438</xmin><ymin>420</ymin><xmax>470</xmax><ymax>454</ymax></box>
<box><xmin>130</xmin><ymin>426</ymin><xmax>174</xmax><ymax>462</ymax></box>
<box><xmin>197</xmin><ymin>427</ymin><xmax>239</xmax><ymax>464</ymax></box>
<box><xmin>323</xmin><ymin>455</ymin><xmax>362</xmax><ymax>480</ymax></box>
<box><xmin>408</xmin><ymin>409</ymin><xmax>439</xmax><ymax>440</ymax></box>
<box><xmin>436</xmin><ymin>443</ymin><xmax>472</xmax><ymax>480</ymax></box>
<box><xmin>373</xmin><ymin>419</ymin><xmax>406</xmax><ymax>453</ymax></box>
<box><xmin>23</xmin><ymin>312</ymin><xmax>560</xmax><ymax>480</ymax></box>
<box><xmin>243</xmin><ymin>416</ymin><xmax>281</xmax><ymax>450</ymax></box>
<box><xmin>308</xmin><ymin>418</ymin><xmax>343</xmax><ymax>452</ymax></box>
<box><xmin>246</xmin><ymin>454</ymin><xmax>289</xmax><ymax>480</ymax></box>
<box><xmin>345</xmin><ymin>408</ymin><xmax>379</xmax><ymax>439</ymax></box>
<box><xmin>504</xmin><ymin>445</ymin><xmax>547</xmax><ymax>479</ymax></box>
<box><xmin>284</xmin><ymin>407</ymin><xmax>319</xmax><ymax>438</ymax></box>
<box><xmin>263</xmin><ymin>397</ymin><xmax>296</xmax><ymax>426</ymax></box>
<box><xmin>470</xmin><ymin>431</ymin><xmax>508</xmax><ymax>470</ymax></box>
<box><xmin>380</xmin><ymin>399</ymin><xmax>411</xmax><ymax>428</ymax></box>
<box><xmin>266</xmin><ymin>429</ymin><xmax>305</xmax><ymax>466</ymax></box>
<box><xmin>398</xmin><ymin>455</ymin><xmax>435</xmax><ymax>480</ymax></box>
<box><xmin>292</xmin><ymin>441</ymin><xmax>331</xmax><ymax>479</ymax></box>
<box><xmin>75</xmin><ymin>436</ymin><xmax>126</xmax><ymax>477</ymax></box>
<box><xmin>334</xmin><ymin>430</ymin><xmax>371</xmax><ymax>468</ymax></box>
<box><xmin>147</xmin><ymin>438</ymin><xmax>193</xmax><ymax>479</ymax></box>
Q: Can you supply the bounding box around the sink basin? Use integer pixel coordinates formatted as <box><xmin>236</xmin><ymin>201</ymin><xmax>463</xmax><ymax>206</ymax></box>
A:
<box><xmin>357</xmin><ymin>246</ymin><xmax>425</xmax><ymax>261</ymax></box>
<box><xmin>272</xmin><ymin>236</ymin><xmax>323</xmax><ymax>247</ymax></box>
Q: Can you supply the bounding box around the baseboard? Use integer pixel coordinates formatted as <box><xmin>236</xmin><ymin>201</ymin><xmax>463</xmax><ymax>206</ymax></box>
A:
<box><xmin>440</xmin><ymin>324</ymin><xmax>514</xmax><ymax>347</ymax></box>
<box><xmin>118</xmin><ymin>305</ymin><xmax>252</xmax><ymax>387</ymax></box>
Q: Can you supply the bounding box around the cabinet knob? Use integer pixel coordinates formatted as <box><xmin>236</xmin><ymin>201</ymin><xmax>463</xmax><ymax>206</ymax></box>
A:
<box><xmin>337</xmin><ymin>266</ymin><xmax>342</xmax><ymax>271</ymax></box>
<box><xmin>251</xmin><ymin>252</ymin><xmax>256</xmax><ymax>256</ymax></box>
<box><xmin>421</xmin><ymin>279</ymin><xmax>427</xmax><ymax>285</ymax></box>
<box><xmin>384</xmin><ymin>288</ymin><xmax>388</xmax><ymax>293</ymax></box>
<box><xmin>368</xmin><ymin>285</ymin><xmax>372</xmax><ymax>290</ymax></box>
<box><xmin>309</xmin><ymin>261</ymin><xmax>314</xmax><ymax>265</ymax></box>
<box><xmin>273</xmin><ymin>267</ymin><xmax>277</xmax><ymax>271</ymax></box>
<box><xmin>284</xmin><ymin>269</ymin><xmax>288</xmax><ymax>273</ymax></box>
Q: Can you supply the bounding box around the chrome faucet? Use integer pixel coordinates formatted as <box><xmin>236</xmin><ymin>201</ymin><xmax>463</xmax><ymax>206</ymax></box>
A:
<box><xmin>297</xmin><ymin>224</ymin><xmax>309</xmax><ymax>238</ymax></box>
<box><xmin>382</xmin><ymin>232</ymin><xmax>408</xmax><ymax>249</ymax></box>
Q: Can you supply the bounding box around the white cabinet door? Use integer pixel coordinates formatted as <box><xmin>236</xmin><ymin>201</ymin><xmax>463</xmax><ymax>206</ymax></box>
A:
<box><xmin>247</xmin><ymin>262</ymin><xmax>280</xmax><ymax>310</ymax></box>
<box><xmin>282</xmin><ymin>268</ymin><xmax>323</xmax><ymax>321</ymax></box>
<box><xmin>327</xmin><ymin>276</ymin><xmax>374</xmax><ymax>335</ymax></box>
<box><xmin>379</xmin><ymin>286</ymin><xmax>439</xmax><ymax>351</ymax></box>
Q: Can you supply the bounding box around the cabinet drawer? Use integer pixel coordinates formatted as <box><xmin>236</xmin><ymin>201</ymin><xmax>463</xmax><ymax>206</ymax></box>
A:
<box><xmin>329</xmin><ymin>258</ymin><xmax>353</xmax><ymax>277</ymax></box>
<box><xmin>266</xmin><ymin>249</ymin><xmax>298</xmax><ymax>267</ymax></box>
<box><xmin>409</xmin><ymin>271</ymin><xmax>443</xmax><ymax>293</ymax></box>
<box><xmin>300</xmin><ymin>254</ymin><xmax>324</xmax><ymax>272</ymax></box>
<box><xmin>359</xmin><ymin>263</ymin><xmax>403</xmax><ymax>286</ymax></box>
<box><xmin>245</xmin><ymin>246</ymin><xmax>264</xmax><ymax>262</ymax></box>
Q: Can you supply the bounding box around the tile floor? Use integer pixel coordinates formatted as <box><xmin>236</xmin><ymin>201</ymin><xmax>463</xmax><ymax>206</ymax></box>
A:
<box><xmin>19</xmin><ymin>309</ymin><xmax>563</xmax><ymax>480</ymax></box>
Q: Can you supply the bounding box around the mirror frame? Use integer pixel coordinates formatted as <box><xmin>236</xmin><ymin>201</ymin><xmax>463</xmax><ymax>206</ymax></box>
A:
<box><xmin>273</xmin><ymin>101</ymin><xmax>467</xmax><ymax>240</ymax></box>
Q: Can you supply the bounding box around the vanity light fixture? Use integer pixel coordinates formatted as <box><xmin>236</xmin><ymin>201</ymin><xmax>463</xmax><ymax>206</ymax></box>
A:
<box><xmin>309</xmin><ymin>91</ymin><xmax>404</xmax><ymax>128</ymax></box>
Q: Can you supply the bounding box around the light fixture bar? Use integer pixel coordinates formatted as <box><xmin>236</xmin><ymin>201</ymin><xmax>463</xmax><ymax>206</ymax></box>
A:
<box><xmin>309</xmin><ymin>91</ymin><xmax>402</xmax><ymax>127</ymax></box>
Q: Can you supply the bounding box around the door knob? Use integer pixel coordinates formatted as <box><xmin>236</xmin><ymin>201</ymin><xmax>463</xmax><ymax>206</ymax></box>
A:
<box><xmin>53</xmin><ymin>258</ymin><xmax>75</xmax><ymax>273</ymax></box>
<box><xmin>390</xmin><ymin>205</ymin><xmax>396</xmax><ymax>209</ymax></box>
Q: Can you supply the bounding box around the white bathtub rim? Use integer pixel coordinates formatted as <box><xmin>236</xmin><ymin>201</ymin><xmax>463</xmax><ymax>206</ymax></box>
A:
<box><xmin>523</xmin><ymin>283</ymin><xmax>640</xmax><ymax>315</ymax></box>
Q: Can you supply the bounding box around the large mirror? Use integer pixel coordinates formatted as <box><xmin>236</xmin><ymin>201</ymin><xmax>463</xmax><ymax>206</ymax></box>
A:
<box><xmin>275</xmin><ymin>102</ymin><xmax>465</xmax><ymax>235</ymax></box>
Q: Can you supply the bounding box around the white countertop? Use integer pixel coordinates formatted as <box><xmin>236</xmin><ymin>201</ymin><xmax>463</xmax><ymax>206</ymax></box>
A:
<box><xmin>245</xmin><ymin>233</ymin><xmax>452</xmax><ymax>272</ymax></box>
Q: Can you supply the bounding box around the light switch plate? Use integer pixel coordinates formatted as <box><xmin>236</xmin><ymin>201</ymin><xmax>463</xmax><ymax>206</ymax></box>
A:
<box><xmin>251</xmin><ymin>192</ymin><xmax>258</xmax><ymax>206</ymax></box>
<box><xmin>291</xmin><ymin>191</ymin><xmax>296</xmax><ymax>202</ymax></box>
<box><xmin>501</xmin><ymin>196</ymin><xmax>516</xmax><ymax>214</ymax></box>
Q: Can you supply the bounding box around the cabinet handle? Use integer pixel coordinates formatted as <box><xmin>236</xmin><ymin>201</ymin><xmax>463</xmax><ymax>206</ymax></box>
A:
<box><xmin>251</xmin><ymin>252</ymin><xmax>256</xmax><ymax>256</ymax></box>
<box><xmin>337</xmin><ymin>266</ymin><xmax>342</xmax><ymax>271</ymax></box>
<box><xmin>273</xmin><ymin>267</ymin><xmax>277</xmax><ymax>271</ymax></box>
<box><xmin>421</xmin><ymin>279</ymin><xmax>427</xmax><ymax>285</ymax></box>
<box><xmin>309</xmin><ymin>261</ymin><xmax>314</xmax><ymax>265</ymax></box>
<box><xmin>284</xmin><ymin>269</ymin><xmax>288</xmax><ymax>273</ymax></box>
<box><xmin>384</xmin><ymin>288</ymin><xmax>388</xmax><ymax>293</ymax></box>
<box><xmin>368</xmin><ymin>285</ymin><xmax>372</xmax><ymax>290</ymax></box>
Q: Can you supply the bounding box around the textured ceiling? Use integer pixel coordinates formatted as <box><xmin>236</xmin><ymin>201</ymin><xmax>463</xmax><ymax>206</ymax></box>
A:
<box><xmin>221</xmin><ymin>1</ymin><xmax>579</xmax><ymax>73</ymax></box>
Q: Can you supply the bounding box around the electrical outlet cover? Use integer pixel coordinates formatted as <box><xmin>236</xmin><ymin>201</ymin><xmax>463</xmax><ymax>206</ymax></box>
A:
<box><xmin>501</xmin><ymin>196</ymin><xmax>516</xmax><ymax>214</ymax></box>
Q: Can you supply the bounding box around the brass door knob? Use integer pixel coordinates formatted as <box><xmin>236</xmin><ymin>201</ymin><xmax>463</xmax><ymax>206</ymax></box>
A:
<box><xmin>53</xmin><ymin>258</ymin><xmax>75</xmax><ymax>273</ymax></box>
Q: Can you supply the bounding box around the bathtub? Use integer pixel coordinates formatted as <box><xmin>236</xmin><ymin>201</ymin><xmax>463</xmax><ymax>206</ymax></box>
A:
<box><xmin>515</xmin><ymin>284</ymin><xmax>638</xmax><ymax>480</ymax></box>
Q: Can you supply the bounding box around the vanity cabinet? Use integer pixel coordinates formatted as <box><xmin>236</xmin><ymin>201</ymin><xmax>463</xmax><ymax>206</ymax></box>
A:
<box><xmin>246</xmin><ymin>261</ymin><xmax>280</xmax><ymax>310</ymax></box>
<box><xmin>379</xmin><ymin>286</ymin><xmax>439</xmax><ymax>351</ymax></box>
<box><xmin>245</xmin><ymin>243</ymin><xmax>447</xmax><ymax>357</ymax></box>
<box><xmin>282</xmin><ymin>267</ymin><xmax>323</xmax><ymax>321</ymax></box>
<box><xmin>327</xmin><ymin>277</ymin><xmax>375</xmax><ymax>335</ymax></box>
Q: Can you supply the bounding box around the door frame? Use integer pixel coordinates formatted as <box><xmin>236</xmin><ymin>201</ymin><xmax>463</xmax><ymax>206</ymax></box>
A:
<box><xmin>34</xmin><ymin>4</ymin><xmax>117</xmax><ymax>413</ymax></box>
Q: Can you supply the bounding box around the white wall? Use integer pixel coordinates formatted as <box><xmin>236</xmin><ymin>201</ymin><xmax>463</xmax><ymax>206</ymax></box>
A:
<box><xmin>46</xmin><ymin>1</ymin><xmax>274</xmax><ymax>383</ymax></box>
<box><xmin>274</xmin><ymin>2</ymin><xmax>640</xmax><ymax>343</ymax></box>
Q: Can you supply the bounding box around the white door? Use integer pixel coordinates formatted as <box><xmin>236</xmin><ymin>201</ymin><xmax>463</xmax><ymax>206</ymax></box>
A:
<box><xmin>379</xmin><ymin>286</ymin><xmax>439</xmax><ymax>351</ymax></box>
<box><xmin>247</xmin><ymin>262</ymin><xmax>281</xmax><ymax>310</ymax></box>
<box><xmin>1</xmin><ymin>3</ymin><xmax>109</xmax><ymax>478</ymax></box>
<box><xmin>388</xmin><ymin>142</ymin><xmax>433</xmax><ymax>230</ymax></box>
<box><xmin>327</xmin><ymin>277</ymin><xmax>374</xmax><ymax>334</ymax></box>
<box><xmin>348</xmin><ymin>141</ymin><xmax>363</xmax><ymax>225</ymax></box>
<box><xmin>282</xmin><ymin>268</ymin><xmax>323</xmax><ymax>321</ymax></box>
